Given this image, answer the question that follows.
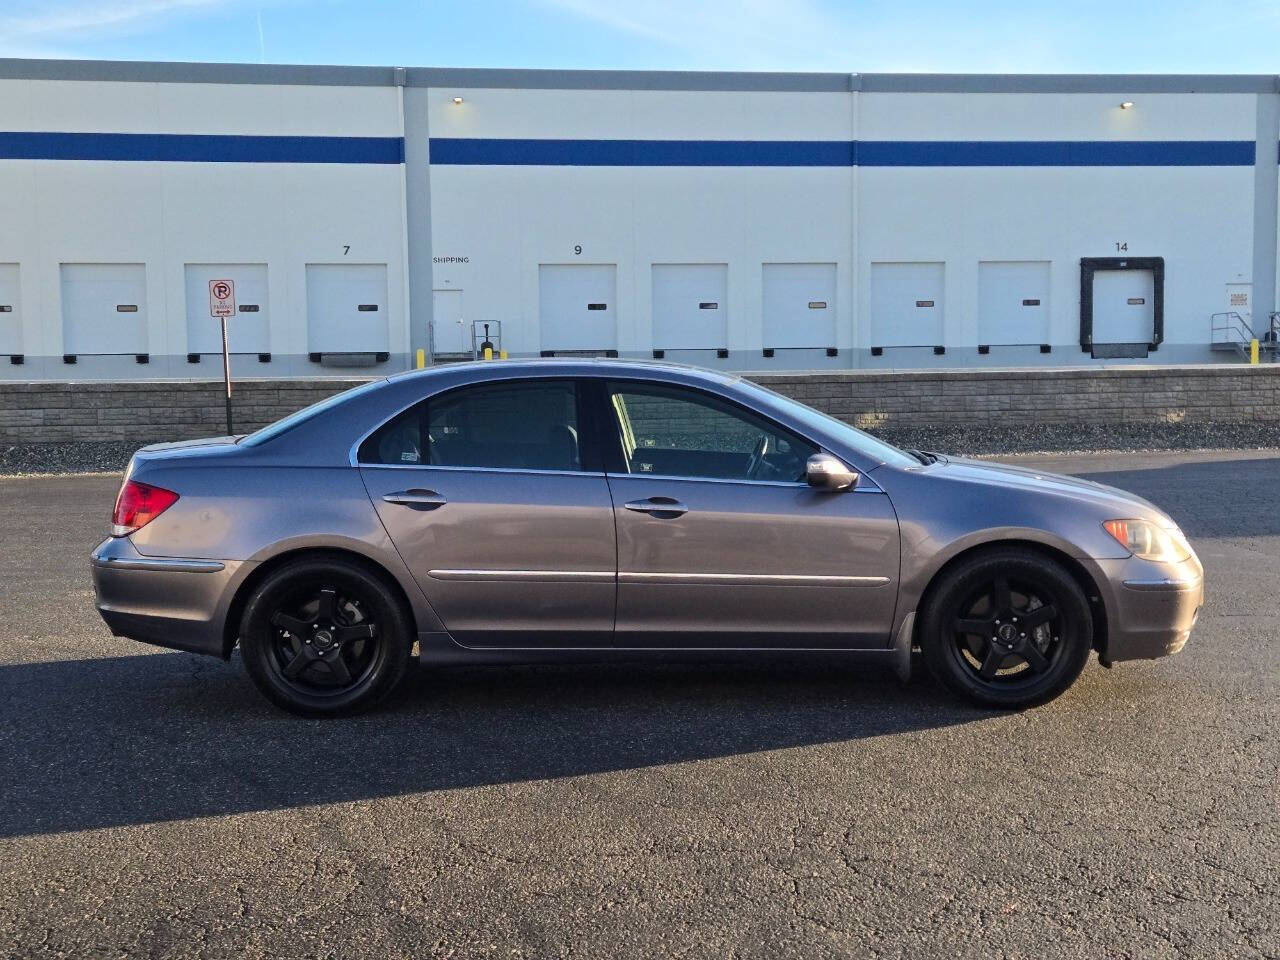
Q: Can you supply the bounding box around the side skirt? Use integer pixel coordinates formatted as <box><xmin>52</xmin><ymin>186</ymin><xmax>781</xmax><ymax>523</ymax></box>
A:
<box><xmin>417</xmin><ymin>625</ymin><xmax>915</xmax><ymax>682</ymax></box>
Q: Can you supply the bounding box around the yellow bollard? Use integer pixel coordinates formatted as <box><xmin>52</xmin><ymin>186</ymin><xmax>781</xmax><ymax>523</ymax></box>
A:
<box><xmin>1250</xmin><ymin>339</ymin><xmax>1260</xmax><ymax>364</ymax></box>
<box><xmin>499</xmin><ymin>349</ymin><xmax>508</xmax><ymax>360</ymax></box>
<box><xmin>415</xmin><ymin>348</ymin><xmax>426</xmax><ymax>369</ymax></box>
<box><xmin>483</xmin><ymin>346</ymin><xmax>493</xmax><ymax>361</ymax></box>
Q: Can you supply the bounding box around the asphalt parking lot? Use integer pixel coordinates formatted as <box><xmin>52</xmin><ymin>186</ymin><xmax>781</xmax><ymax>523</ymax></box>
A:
<box><xmin>0</xmin><ymin>449</ymin><xmax>1276</xmax><ymax>959</ymax></box>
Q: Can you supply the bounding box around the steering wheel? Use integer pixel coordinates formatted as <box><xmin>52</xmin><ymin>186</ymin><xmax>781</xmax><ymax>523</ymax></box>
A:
<box><xmin>745</xmin><ymin>434</ymin><xmax>771</xmax><ymax>480</ymax></box>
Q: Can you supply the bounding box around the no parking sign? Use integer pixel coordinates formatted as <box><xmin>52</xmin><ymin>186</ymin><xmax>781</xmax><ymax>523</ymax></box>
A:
<box><xmin>208</xmin><ymin>279</ymin><xmax>235</xmax><ymax>317</ymax></box>
<box><xmin>208</xmin><ymin>279</ymin><xmax>236</xmax><ymax>435</ymax></box>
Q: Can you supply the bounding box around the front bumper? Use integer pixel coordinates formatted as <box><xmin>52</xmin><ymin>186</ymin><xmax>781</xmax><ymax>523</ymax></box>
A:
<box><xmin>91</xmin><ymin>537</ymin><xmax>246</xmax><ymax>658</ymax></box>
<box><xmin>1094</xmin><ymin>553</ymin><xmax>1204</xmax><ymax>664</ymax></box>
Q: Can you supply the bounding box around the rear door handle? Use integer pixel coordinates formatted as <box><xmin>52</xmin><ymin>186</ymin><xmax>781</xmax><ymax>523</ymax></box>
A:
<box><xmin>623</xmin><ymin>497</ymin><xmax>688</xmax><ymax>518</ymax></box>
<box><xmin>382</xmin><ymin>489</ymin><xmax>447</xmax><ymax>510</ymax></box>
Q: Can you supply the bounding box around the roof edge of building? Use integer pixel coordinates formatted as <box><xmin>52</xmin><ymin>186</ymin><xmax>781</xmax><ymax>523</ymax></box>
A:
<box><xmin>0</xmin><ymin>58</ymin><xmax>1277</xmax><ymax>94</ymax></box>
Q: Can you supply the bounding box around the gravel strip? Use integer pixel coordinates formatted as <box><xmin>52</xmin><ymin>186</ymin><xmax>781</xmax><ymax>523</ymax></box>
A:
<box><xmin>3</xmin><ymin>420</ymin><xmax>1279</xmax><ymax>476</ymax></box>
<box><xmin>0</xmin><ymin>442</ymin><xmax>140</xmax><ymax>476</ymax></box>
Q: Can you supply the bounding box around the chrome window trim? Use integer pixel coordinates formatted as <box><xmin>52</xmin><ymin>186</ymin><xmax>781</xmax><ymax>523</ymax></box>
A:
<box><xmin>606</xmin><ymin>470</ymin><xmax>885</xmax><ymax>493</ymax></box>
<box><xmin>345</xmin><ymin>371</ymin><xmax>896</xmax><ymax>483</ymax></box>
<box><xmin>347</xmin><ymin>372</ymin><xmax>888</xmax><ymax>482</ymax></box>
<box><xmin>610</xmin><ymin>471</ymin><xmax>804</xmax><ymax>489</ymax></box>
<box><xmin>359</xmin><ymin>462</ymin><xmax>883</xmax><ymax>491</ymax></box>
<box><xmin>361</xmin><ymin>463</ymin><xmax>606</xmax><ymax>479</ymax></box>
<box><xmin>91</xmin><ymin>555</ymin><xmax>226</xmax><ymax>573</ymax></box>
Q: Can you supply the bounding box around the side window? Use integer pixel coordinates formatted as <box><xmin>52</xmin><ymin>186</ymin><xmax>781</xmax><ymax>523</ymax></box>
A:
<box><xmin>607</xmin><ymin>383</ymin><xmax>816</xmax><ymax>482</ymax></box>
<box><xmin>358</xmin><ymin>380</ymin><xmax>582</xmax><ymax>471</ymax></box>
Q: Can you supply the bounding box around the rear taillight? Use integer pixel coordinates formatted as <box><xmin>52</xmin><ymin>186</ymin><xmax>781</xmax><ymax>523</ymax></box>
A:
<box><xmin>111</xmin><ymin>480</ymin><xmax>179</xmax><ymax>537</ymax></box>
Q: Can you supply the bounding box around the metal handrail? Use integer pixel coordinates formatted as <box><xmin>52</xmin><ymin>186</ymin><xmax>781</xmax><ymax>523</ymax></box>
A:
<box><xmin>1210</xmin><ymin>311</ymin><xmax>1256</xmax><ymax>345</ymax></box>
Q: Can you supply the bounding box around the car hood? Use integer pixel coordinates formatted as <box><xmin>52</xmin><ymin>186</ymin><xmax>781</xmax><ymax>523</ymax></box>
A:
<box><xmin>927</xmin><ymin>455</ymin><xmax>1171</xmax><ymax>522</ymax></box>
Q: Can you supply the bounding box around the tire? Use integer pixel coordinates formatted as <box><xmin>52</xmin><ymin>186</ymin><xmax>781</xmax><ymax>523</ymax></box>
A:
<box><xmin>919</xmin><ymin>548</ymin><xmax>1093</xmax><ymax>709</ymax></box>
<box><xmin>238</xmin><ymin>557</ymin><xmax>413</xmax><ymax>717</ymax></box>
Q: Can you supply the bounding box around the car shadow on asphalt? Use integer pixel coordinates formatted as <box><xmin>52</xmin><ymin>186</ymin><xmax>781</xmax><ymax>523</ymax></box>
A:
<box><xmin>0</xmin><ymin>650</ymin><xmax>985</xmax><ymax>838</ymax></box>
<box><xmin>1068</xmin><ymin>456</ymin><xmax>1280</xmax><ymax>539</ymax></box>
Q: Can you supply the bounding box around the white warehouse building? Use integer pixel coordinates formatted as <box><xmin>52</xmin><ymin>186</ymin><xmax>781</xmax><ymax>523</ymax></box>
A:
<box><xmin>1</xmin><ymin>59</ymin><xmax>1278</xmax><ymax>380</ymax></box>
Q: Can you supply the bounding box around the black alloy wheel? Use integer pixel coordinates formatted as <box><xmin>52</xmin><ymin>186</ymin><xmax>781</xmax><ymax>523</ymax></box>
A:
<box><xmin>920</xmin><ymin>548</ymin><xmax>1093</xmax><ymax>709</ymax></box>
<box><xmin>950</xmin><ymin>575</ymin><xmax>1063</xmax><ymax>683</ymax></box>
<box><xmin>267</xmin><ymin>582</ymin><xmax>380</xmax><ymax>692</ymax></box>
<box><xmin>239</xmin><ymin>558</ymin><xmax>412</xmax><ymax>716</ymax></box>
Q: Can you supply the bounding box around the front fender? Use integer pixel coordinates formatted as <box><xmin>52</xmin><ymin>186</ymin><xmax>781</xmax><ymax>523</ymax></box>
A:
<box><xmin>874</xmin><ymin>464</ymin><xmax>1131</xmax><ymax>643</ymax></box>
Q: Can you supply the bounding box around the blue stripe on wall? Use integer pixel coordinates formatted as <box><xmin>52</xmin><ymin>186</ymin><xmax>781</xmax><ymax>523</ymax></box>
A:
<box><xmin>0</xmin><ymin>132</ymin><xmax>405</xmax><ymax>163</ymax></box>
<box><xmin>0</xmin><ymin>133</ymin><xmax>1256</xmax><ymax>167</ymax></box>
<box><xmin>430</xmin><ymin>137</ymin><xmax>1256</xmax><ymax>167</ymax></box>
<box><xmin>429</xmin><ymin>138</ymin><xmax>853</xmax><ymax>166</ymax></box>
<box><xmin>856</xmin><ymin>140</ymin><xmax>1255</xmax><ymax>166</ymax></box>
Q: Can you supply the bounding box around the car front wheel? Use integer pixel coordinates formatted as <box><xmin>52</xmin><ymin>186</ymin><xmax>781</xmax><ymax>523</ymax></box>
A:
<box><xmin>919</xmin><ymin>548</ymin><xmax>1093</xmax><ymax>709</ymax></box>
<box><xmin>239</xmin><ymin>557</ymin><xmax>413</xmax><ymax>717</ymax></box>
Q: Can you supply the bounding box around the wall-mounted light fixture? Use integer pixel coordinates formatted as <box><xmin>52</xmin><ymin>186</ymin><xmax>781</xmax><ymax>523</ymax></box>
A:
<box><xmin>1120</xmin><ymin>101</ymin><xmax>1134</xmax><ymax>110</ymax></box>
<box><xmin>452</xmin><ymin>96</ymin><xmax>464</xmax><ymax>105</ymax></box>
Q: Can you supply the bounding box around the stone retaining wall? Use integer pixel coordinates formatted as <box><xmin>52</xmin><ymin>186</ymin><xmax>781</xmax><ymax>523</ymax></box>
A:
<box><xmin>0</xmin><ymin>365</ymin><xmax>1275</xmax><ymax>446</ymax></box>
<box><xmin>749</xmin><ymin>365</ymin><xmax>1279</xmax><ymax>431</ymax></box>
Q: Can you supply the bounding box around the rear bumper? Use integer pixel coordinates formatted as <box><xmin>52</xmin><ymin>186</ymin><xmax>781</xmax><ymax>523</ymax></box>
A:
<box><xmin>91</xmin><ymin>538</ymin><xmax>245</xmax><ymax>658</ymax></box>
<box><xmin>1095</xmin><ymin>554</ymin><xmax>1204</xmax><ymax>663</ymax></box>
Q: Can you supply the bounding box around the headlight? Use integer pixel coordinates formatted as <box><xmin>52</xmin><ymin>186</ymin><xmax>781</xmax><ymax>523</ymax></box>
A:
<box><xmin>1103</xmin><ymin>519</ymin><xmax>1192</xmax><ymax>563</ymax></box>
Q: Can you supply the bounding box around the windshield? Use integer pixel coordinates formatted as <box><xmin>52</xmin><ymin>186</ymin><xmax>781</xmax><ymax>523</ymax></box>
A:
<box><xmin>239</xmin><ymin>379</ymin><xmax>387</xmax><ymax>447</ymax></box>
<box><xmin>737</xmin><ymin>379</ymin><xmax>920</xmax><ymax>469</ymax></box>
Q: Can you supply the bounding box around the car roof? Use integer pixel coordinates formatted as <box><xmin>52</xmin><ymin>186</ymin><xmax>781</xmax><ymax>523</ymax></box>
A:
<box><xmin>385</xmin><ymin>357</ymin><xmax>748</xmax><ymax>389</ymax></box>
<box><xmin>242</xmin><ymin>355</ymin><xmax>903</xmax><ymax>475</ymax></box>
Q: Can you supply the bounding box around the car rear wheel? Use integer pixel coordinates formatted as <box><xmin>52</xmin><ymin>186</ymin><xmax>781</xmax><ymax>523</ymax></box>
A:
<box><xmin>239</xmin><ymin>558</ymin><xmax>412</xmax><ymax>717</ymax></box>
<box><xmin>919</xmin><ymin>548</ymin><xmax>1093</xmax><ymax>709</ymax></box>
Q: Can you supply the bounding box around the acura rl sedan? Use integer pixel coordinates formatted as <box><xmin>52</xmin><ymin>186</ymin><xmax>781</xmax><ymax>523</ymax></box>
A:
<box><xmin>91</xmin><ymin>360</ymin><xmax>1203</xmax><ymax>716</ymax></box>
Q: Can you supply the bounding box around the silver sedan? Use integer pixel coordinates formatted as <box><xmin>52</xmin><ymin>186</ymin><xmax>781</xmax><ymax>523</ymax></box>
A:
<box><xmin>91</xmin><ymin>361</ymin><xmax>1203</xmax><ymax>716</ymax></box>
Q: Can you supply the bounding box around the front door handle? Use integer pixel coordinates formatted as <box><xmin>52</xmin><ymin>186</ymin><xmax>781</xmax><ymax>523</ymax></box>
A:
<box><xmin>623</xmin><ymin>497</ymin><xmax>688</xmax><ymax>518</ymax></box>
<box><xmin>382</xmin><ymin>489</ymin><xmax>447</xmax><ymax>510</ymax></box>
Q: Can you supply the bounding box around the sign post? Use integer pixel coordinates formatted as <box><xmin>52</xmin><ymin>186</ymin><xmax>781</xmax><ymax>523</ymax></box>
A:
<box><xmin>208</xmin><ymin>279</ymin><xmax>236</xmax><ymax>435</ymax></box>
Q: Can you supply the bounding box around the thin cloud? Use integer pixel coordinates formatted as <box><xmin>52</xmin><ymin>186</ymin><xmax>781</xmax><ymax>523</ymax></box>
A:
<box><xmin>532</xmin><ymin>0</ymin><xmax>1085</xmax><ymax>73</ymax></box>
<box><xmin>0</xmin><ymin>0</ymin><xmax>229</xmax><ymax>38</ymax></box>
<box><xmin>538</xmin><ymin>0</ymin><xmax>852</xmax><ymax>69</ymax></box>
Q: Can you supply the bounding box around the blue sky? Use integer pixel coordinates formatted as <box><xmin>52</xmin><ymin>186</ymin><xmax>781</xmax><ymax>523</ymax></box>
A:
<box><xmin>2</xmin><ymin>0</ymin><xmax>1278</xmax><ymax>73</ymax></box>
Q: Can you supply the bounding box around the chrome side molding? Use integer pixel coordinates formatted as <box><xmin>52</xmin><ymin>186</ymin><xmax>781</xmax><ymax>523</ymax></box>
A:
<box><xmin>427</xmin><ymin>569</ymin><xmax>615</xmax><ymax>583</ymax></box>
<box><xmin>92</xmin><ymin>555</ymin><xmax>226</xmax><ymax>573</ymax></box>
<box><xmin>425</xmin><ymin>569</ymin><xmax>891</xmax><ymax>587</ymax></box>
<box><xmin>619</xmin><ymin>572</ymin><xmax>890</xmax><ymax>586</ymax></box>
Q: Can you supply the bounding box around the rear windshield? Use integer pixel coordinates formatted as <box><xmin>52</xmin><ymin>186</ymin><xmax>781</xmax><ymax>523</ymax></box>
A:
<box><xmin>239</xmin><ymin>379</ymin><xmax>386</xmax><ymax>448</ymax></box>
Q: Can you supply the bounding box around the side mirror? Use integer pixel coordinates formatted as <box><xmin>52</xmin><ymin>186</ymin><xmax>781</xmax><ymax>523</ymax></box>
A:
<box><xmin>806</xmin><ymin>453</ymin><xmax>859</xmax><ymax>492</ymax></box>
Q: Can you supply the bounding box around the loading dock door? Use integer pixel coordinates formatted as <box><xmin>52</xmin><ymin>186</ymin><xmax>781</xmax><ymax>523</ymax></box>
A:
<box><xmin>305</xmin><ymin>264</ymin><xmax>390</xmax><ymax>354</ymax></box>
<box><xmin>60</xmin><ymin>263</ymin><xmax>147</xmax><ymax>356</ymax></box>
<box><xmin>538</xmin><ymin>264</ymin><xmax>617</xmax><ymax>352</ymax></box>
<box><xmin>761</xmin><ymin>263</ymin><xmax>836</xmax><ymax>349</ymax></box>
<box><xmin>184</xmin><ymin>264</ymin><xmax>269</xmax><ymax>354</ymax></box>
<box><xmin>0</xmin><ymin>264</ymin><xmax>19</xmax><ymax>355</ymax></box>
<box><xmin>1093</xmin><ymin>269</ymin><xmax>1155</xmax><ymax>345</ymax></box>
<box><xmin>652</xmin><ymin>264</ymin><xmax>728</xmax><ymax>350</ymax></box>
<box><xmin>978</xmin><ymin>261</ymin><xmax>1050</xmax><ymax>345</ymax></box>
<box><xmin>432</xmin><ymin>289</ymin><xmax>468</xmax><ymax>355</ymax></box>
<box><xmin>870</xmin><ymin>262</ymin><xmax>944</xmax><ymax>347</ymax></box>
